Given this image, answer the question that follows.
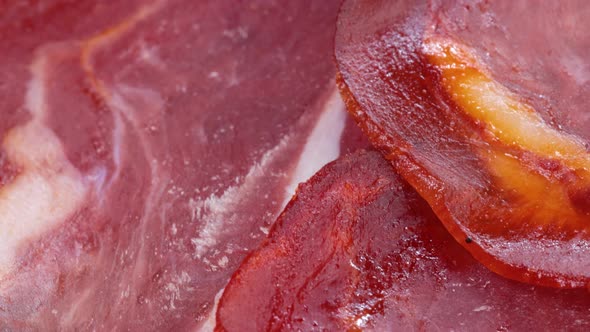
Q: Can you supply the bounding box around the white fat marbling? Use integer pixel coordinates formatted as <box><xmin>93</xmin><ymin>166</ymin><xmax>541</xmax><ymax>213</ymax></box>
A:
<box><xmin>189</xmin><ymin>134</ymin><xmax>292</xmax><ymax>261</ymax></box>
<box><xmin>199</xmin><ymin>289</ymin><xmax>225</xmax><ymax>332</ymax></box>
<box><xmin>197</xmin><ymin>88</ymin><xmax>348</xmax><ymax>331</ymax></box>
<box><xmin>0</xmin><ymin>51</ymin><xmax>87</xmax><ymax>277</ymax></box>
<box><xmin>282</xmin><ymin>89</ymin><xmax>347</xmax><ymax>207</ymax></box>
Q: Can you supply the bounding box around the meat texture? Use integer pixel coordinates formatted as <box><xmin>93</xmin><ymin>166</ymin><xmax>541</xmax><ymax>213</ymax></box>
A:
<box><xmin>0</xmin><ymin>1</ymin><xmax>346</xmax><ymax>330</ymax></box>
<box><xmin>216</xmin><ymin>150</ymin><xmax>590</xmax><ymax>332</ymax></box>
<box><xmin>336</xmin><ymin>0</ymin><xmax>590</xmax><ymax>287</ymax></box>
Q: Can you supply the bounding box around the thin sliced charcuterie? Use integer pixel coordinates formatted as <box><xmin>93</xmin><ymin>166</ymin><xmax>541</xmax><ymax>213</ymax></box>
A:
<box><xmin>336</xmin><ymin>0</ymin><xmax>590</xmax><ymax>287</ymax></box>
<box><xmin>216</xmin><ymin>150</ymin><xmax>590</xmax><ymax>331</ymax></box>
<box><xmin>0</xmin><ymin>1</ymin><xmax>344</xmax><ymax>330</ymax></box>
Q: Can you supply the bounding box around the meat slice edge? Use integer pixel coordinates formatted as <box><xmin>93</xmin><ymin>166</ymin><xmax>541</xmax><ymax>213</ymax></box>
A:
<box><xmin>335</xmin><ymin>0</ymin><xmax>590</xmax><ymax>287</ymax></box>
<box><xmin>216</xmin><ymin>150</ymin><xmax>590</xmax><ymax>331</ymax></box>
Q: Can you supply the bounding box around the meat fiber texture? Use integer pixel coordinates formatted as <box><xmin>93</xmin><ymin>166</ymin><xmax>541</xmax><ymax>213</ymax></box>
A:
<box><xmin>2</xmin><ymin>0</ymin><xmax>590</xmax><ymax>331</ymax></box>
<box><xmin>0</xmin><ymin>1</ymin><xmax>356</xmax><ymax>330</ymax></box>
<box><xmin>216</xmin><ymin>150</ymin><xmax>590</xmax><ymax>331</ymax></box>
<box><xmin>336</xmin><ymin>0</ymin><xmax>590</xmax><ymax>288</ymax></box>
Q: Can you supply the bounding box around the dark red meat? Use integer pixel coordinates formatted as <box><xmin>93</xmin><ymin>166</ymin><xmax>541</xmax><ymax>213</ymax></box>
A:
<box><xmin>216</xmin><ymin>150</ymin><xmax>590</xmax><ymax>331</ymax></box>
<box><xmin>0</xmin><ymin>1</ymin><xmax>345</xmax><ymax>330</ymax></box>
<box><xmin>336</xmin><ymin>0</ymin><xmax>590</xmax><ymax>287</ymax></box>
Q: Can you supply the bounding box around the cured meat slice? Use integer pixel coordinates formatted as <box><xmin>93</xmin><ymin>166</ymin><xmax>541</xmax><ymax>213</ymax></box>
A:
<box><xmin>336</xmin><ymin>0</ymin><xmax>590</xmax><ymax>287</ymax></box>
<box><xmin>0</xmin><ymin>1</ymin><xmax>345</xmax><ymax>330</ymax></box>
<box><xmin>216</xmin><ymin>150</ymin><xmax>590</xmax><ymax>331</ymax></box>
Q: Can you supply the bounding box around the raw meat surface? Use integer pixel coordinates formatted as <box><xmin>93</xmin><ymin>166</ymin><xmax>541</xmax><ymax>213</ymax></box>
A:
<box><xmin>216</xmin><ymin>150</ymin><xmax>590</xmax><ymax>331</ymax></box>
<box><xmin>336</xmin><ymin>0</ymin><xmax>590</xmax><ymax>287</ymax></box>
<box><xmin>0</xmin><ymin>1</ymin><xmax>346</xmax><ymax>330</ymax></box>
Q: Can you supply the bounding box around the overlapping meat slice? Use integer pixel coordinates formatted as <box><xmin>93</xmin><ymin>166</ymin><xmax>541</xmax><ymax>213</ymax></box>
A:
<box><xmin>215</xmin><ymin>150</ymin><xmax>590</xmax><ymax>331</ymax></box>
<box><xmin>0</xmin><ymin>0</ymin><xmax>346</xmax><ymax>330</ymax></box>
<box><xmin>336</xmin><ymin>0</ymin><xmax>590</xmax><ymax>287</ymax></box>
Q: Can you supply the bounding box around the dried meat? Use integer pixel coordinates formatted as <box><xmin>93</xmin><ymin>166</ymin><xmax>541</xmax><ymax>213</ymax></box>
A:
<box><xmin>336</xmin><ymin>0</ymin><xmax>590</xmax><ymax>288</ymax></box>
<box><xmin>216</xmin><ymin>150</ymin><xmax>590</xmax><ymax>331</ymax></box>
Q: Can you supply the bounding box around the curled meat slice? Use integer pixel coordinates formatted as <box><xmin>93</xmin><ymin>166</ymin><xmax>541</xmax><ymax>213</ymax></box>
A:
<box><xmin>336</xmin><ymin>0</ymin><xmax>590</xmax><ymax>288</ymax></box>
<box><xmin>216</xmin><ymin>150</ymin><xmax>590</xmax><ymax>331</ymax></box>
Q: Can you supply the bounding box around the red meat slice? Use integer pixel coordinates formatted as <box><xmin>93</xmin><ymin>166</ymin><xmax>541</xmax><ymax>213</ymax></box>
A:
<box><xmin>216</xmin><ymin>150</ymin><xmax>590</xmax><ymax>331</ymax></box>
<box><xmin>336</xmin><ymin>0</ymin><xmax>590</xmax><ymax>287</ymax></box>
<box><xmin>0</xmin><ymin>1</ymin><xmax>345</xmax><ymax>330</ymax></box>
